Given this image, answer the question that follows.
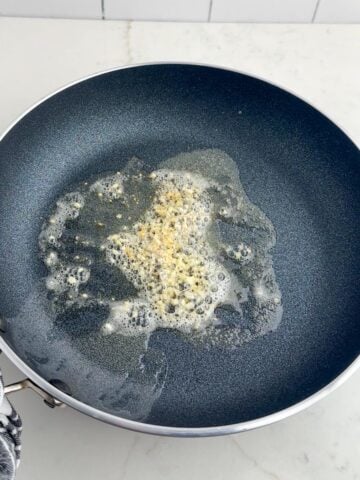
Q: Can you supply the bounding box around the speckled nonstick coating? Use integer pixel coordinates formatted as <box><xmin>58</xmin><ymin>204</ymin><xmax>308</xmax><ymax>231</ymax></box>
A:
<box><xmin>0</xmin><ymin>64</ymin><xmax>359</xmax><ymax>429</ymax></box>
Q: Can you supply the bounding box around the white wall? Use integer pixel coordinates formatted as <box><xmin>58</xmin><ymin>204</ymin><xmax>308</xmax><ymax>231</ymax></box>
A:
<box><xmin>0</xmin><ymin>0</ymin><xmax>359</xmax><ymax>23</ymax></box>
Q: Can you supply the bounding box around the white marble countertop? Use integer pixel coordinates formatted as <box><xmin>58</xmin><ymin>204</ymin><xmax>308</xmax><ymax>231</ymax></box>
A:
<box><xmin>0</xmin><ymin>17</ymin><xmax>359</xmax><ymax>480</ymax></box>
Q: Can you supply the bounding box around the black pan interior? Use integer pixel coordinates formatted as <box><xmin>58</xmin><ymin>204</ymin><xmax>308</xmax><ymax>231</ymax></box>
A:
<box><xmin>0</xmin><ymin>64</ymin><xmax>359</xmax><ymax>428</ymax></box>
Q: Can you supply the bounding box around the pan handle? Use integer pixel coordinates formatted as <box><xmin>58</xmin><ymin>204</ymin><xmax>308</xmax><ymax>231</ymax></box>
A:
<box><xmin>4</xmin><ymin>379</ymin><xmax>64</xmax><ymax>409</ymax></box>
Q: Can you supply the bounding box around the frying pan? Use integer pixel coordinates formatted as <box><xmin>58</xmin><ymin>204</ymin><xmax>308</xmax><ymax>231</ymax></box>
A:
<box><xmin>0</xmin><ymin>63</ymin><xmax>359</xmax><ymax>438</ymax></box>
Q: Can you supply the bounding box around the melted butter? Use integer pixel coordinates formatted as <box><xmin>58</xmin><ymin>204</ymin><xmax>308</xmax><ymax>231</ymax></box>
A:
<box><xmin>39</xmin><ymin>149</ymin><xmax>283</xmax><ymax>348</ymax></box>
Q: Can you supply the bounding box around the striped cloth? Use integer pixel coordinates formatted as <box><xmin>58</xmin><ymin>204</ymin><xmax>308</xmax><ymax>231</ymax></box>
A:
<box><xmin>0</xmin><ymin>372</ymin><xmax>22</xmax><ymax>480</ymax></box>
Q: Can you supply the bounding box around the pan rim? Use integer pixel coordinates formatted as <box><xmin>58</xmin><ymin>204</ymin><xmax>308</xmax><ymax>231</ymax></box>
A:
<box><xmin>0</xmin><ymin>61</ymin><xmax>359</xmax><ymax>436</ymax></box>
<box><xmin>1</xmin><ymin>336</ymin><xmax>359</xmax><ymax>436</ymax></box>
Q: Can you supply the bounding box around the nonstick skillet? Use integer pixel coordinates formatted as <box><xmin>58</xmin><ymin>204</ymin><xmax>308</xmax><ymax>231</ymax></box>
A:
<box><xmin>0</xmin><ymin>63</ymin><xmax>359</xmax><ymax>438</ymax></box>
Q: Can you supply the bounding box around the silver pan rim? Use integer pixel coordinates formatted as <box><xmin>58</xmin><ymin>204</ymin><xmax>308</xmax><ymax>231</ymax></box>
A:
<box><xmin>0</xmin><ymin>62</ymin><xmax>359</xmax><ymax>437</ymax></box>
